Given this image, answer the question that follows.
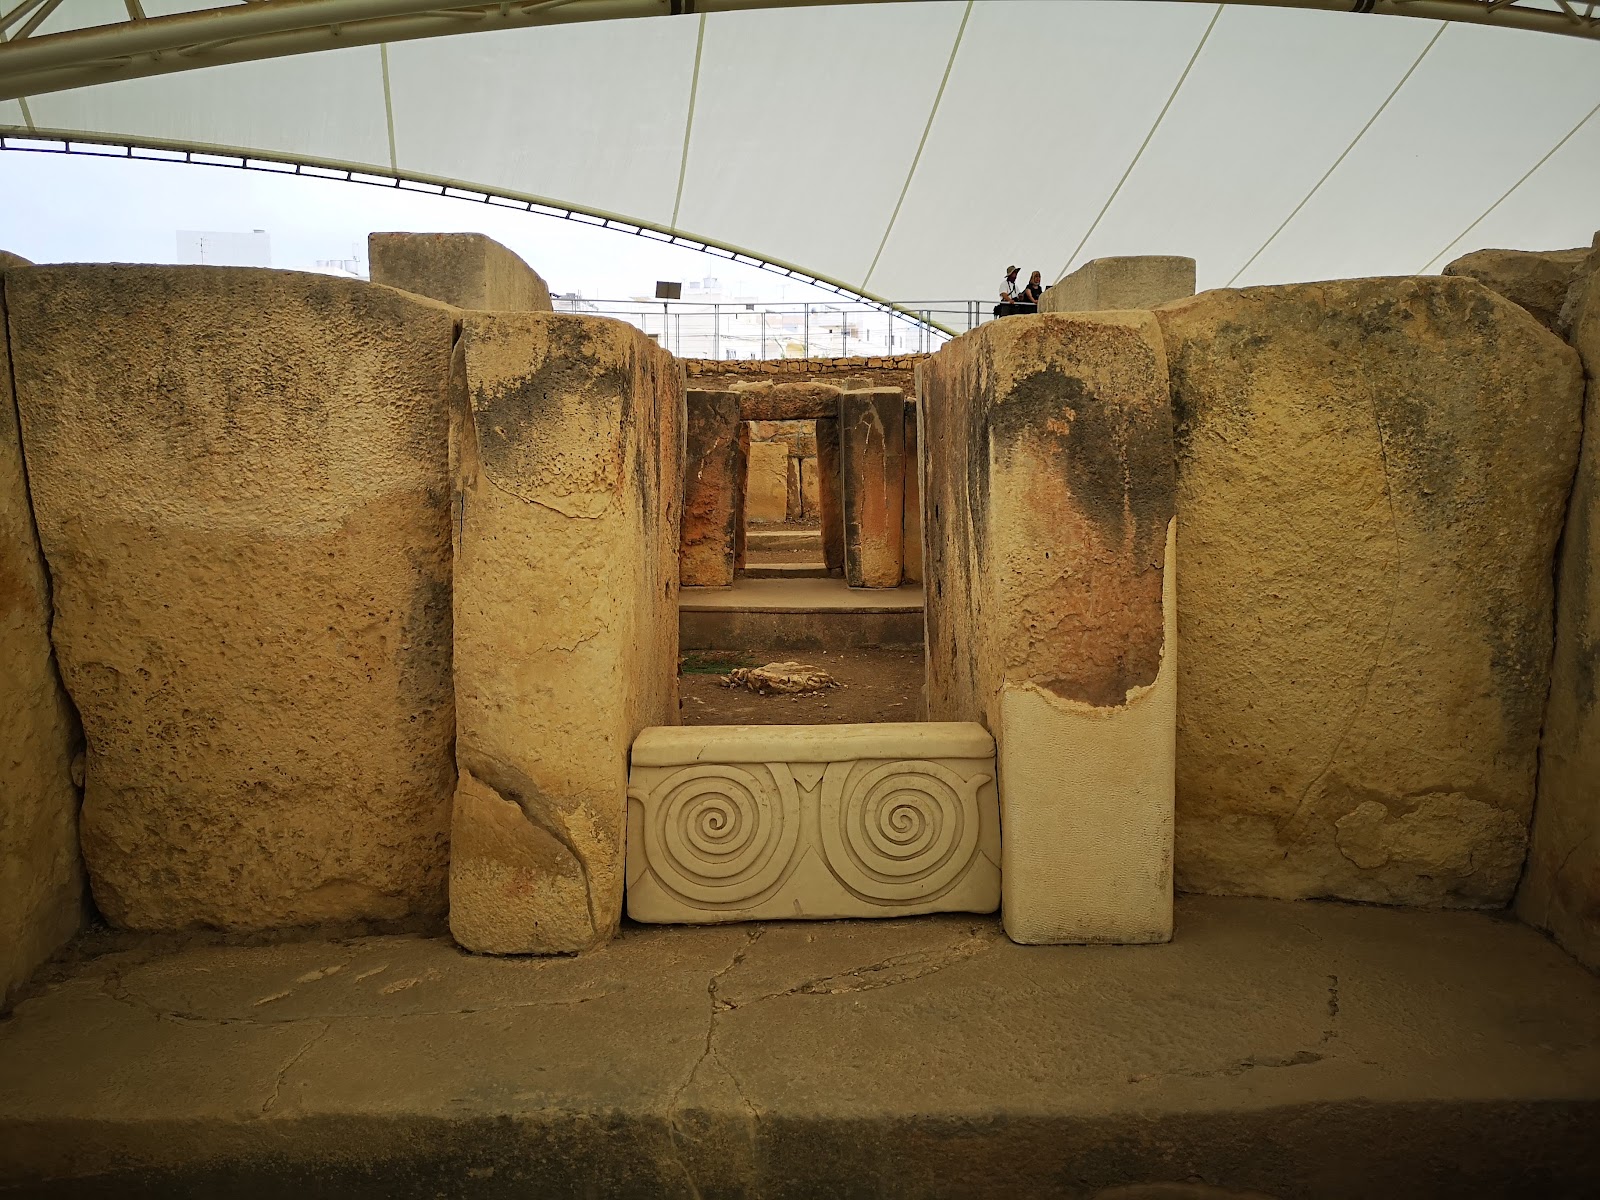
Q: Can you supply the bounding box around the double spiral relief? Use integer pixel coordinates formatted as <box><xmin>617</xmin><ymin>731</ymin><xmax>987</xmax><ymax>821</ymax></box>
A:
<box><xmin>821</xmin><ymin>761</ymin><xmax>988</xmax><ymax>903</ymax></box>
<box><xmin>633</xmin><ymin>763</ymin><xmax>800</xmax><ymax>908</ymax></box>
<box><xmin>629</xmin><ymin>757</ymin><xmax>992</xmax><ymax>912</ymax></box>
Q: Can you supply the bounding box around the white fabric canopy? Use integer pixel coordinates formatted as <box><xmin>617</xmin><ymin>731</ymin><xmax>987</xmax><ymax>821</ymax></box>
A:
<box><xmin>4</xmin><ymin>0</ymin><xmax>1599</xmax><ymax>301</ymax></box>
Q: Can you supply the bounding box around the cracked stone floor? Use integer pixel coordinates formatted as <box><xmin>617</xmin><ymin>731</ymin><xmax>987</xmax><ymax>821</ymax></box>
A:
<box><xmin>2</xmin><ymin>896</ymin><xmax>1598</xmax><ymax>1198</ymax></box>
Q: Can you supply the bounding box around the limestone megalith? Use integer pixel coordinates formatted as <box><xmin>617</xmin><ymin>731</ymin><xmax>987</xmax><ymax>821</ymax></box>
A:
<box><xmin>1519</xmin><ymin>236</ymin><xmax>1600</xmax><ymax>968</ymax></box>
<box><xmin>369</xmin><ymin>232</ymin><xmax>553</xmax><ymax>312</ymax></box>
<box><xmin>1157</xmin><ymin>276</ymin><xmax>1584</xmax><ymax>909</ymax></box>
<box><xmin>920</xmin><ymin>312</ymin><xmax>1177</xmax><ymax>944</ymax></box>
<box><xmin>0</xmin><ymin>256</ymin><xmax>85</xmax><ymax>1006</ymax></box>
<box><xmin>8</xmin><ymin>266</ymin><xmax>458</xmax><ymax>931</ymax></box>
<box><xmin>1441</xmin><ymin>246</ymin><xmax>1589</xmax><ymax>336</ymax></box>
<box><xmin>449</xmin><ymin>313</ymin><xmax>682</xmax><ymax>954</ymax></box>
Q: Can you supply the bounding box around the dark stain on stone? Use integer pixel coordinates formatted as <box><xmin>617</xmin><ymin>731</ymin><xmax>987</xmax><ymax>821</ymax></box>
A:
<box><xmin>468</xmin><ymin>318</ymin><xmax>632</xmax><ymax>491</ymax></box>
<box><xmin>988</xmin><ymin>363</ymin><xmax>1175</xmax><ymax>560</ymax></box>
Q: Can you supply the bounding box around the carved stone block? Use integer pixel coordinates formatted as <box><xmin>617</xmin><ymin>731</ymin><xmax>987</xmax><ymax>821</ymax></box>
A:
<box><xmin>626</xmin><ymin>723</ymin><xmax>1000</xmax><ymax>923</ymax></box>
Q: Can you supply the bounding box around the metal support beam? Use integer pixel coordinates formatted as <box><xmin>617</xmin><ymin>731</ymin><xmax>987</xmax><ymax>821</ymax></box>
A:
<box><xmin>0</xmin><ymin>0</ymin><xmax>1594</xmax><ymax>104</ymax></box>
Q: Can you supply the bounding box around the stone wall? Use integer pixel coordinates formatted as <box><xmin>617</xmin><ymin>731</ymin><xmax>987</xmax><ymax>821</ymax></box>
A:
<box><xmin>1041</xmin><ymin>256</ymin><xmax>1196</xmax><ymax>313</ymax></box>
<box><xmin>920</xmin><ymin>313</ymin><xmax>1177</xmax><ymax>944</ymax></box>
<box><xmin>449</xmin><ymin>313</ymin><xmax>682</xmax><ymax>954</ymax></box>
<box><xmin>1158</xmin><ymin>276</ymin><xmax>1583</xmax><ymax>910</ymax></box>
<box><xmin>1441</xmin><ymin>246</ymin><xmax>1590</xmax><ymax>336</ymax></box>
<box><xmin>0</xmin><ymin>256</ymin><xmax>85</xmax><ymax>1010</ymax></box>
<box><xmin>684</xmin><ymin>355</ymin><xmax>923</xmax><ymax>395</ymax></box>
<box><xmin>8</xmin><ymin>267</ymin><xmax>459</xmax><ymax>932</ymax></box>
<box><xmin>1519</xmin><ymin>237</ymin><xmax>1600</xmax><ymax>970</ymax></box>
<box><xmin>369</xmin><ymin>232</ymin><xmax>553</xmax><ymax>312</ymax></box>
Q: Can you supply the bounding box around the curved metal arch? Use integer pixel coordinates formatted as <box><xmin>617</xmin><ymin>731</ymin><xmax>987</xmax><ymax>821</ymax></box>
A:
<box><xmin>0</xmin><ymin>0</ymin><xmax>1595</xmax><ymax>103</ymax></box>
<box><xmin>0</xmin><ymin>127</ymin><xmax>963</xmax><ymax>333</ymax></box>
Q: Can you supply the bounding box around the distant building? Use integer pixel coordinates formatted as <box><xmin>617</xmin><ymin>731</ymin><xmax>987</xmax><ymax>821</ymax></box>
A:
<box><xmin>176</xmin><ymin>229</ymin><xmax>271</xmax><ymax>268</ymax></box>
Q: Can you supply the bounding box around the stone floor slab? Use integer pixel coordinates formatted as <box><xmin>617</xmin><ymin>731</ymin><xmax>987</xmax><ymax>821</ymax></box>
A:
<box><xmin>1</xmin><ymin>897</ymin><xmax>1597</xmax><ymax>1197</ymax></box>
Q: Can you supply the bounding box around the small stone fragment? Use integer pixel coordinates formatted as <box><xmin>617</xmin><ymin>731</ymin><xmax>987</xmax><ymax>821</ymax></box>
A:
<box><xmin>722</xmin><ymin>662</ymin><xmax>840</xmax><ymax>695</ymax></box>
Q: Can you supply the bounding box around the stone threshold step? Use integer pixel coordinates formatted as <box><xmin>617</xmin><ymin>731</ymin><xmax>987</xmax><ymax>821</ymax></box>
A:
<box><xmin>3</xmin><ymin>897</ymin><xmax>1597</xmax><ymax>1198</ymax></box>
<box><xmin>740</xmin><ymin>563</ymin><xmax>834</xmax><ymax>580</ymax></box>
<box><xmin>746</xmin><ymin>528</ymin><xmax>822</xmax><ymax>551</ymax></box>
<box><xmin>681</xmin><ymin>578</ymin><xmax>922</xmax><ymax>613</ymax></box>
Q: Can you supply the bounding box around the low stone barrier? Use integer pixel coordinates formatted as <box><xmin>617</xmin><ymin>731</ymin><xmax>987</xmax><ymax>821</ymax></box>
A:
<box><xmin>625</xmin><ymin>722</ymin><xmax>999</xmax><ymax>921</ymax></box>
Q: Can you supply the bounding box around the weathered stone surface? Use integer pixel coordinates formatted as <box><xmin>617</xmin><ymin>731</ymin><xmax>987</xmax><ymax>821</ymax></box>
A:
<box><xmin>449</xmin><ymin>313</ymin><xmax>681</xmax><ymax>954</ymax></box>
<box><xmin>745</xmin><ymin>440</ymin><xmax>789</xmax><ymax>524</ymax></box>
<box><xmin>0</xmin><ymin>259</ymin><xmax>84</xmax><ymax>1009</ymax></box>
<box><xmin>368</xmin><ymin>232</ymin><xmax>552</xmax><ymax>312</ymax></box>
<box><xmin>921</xmin><ymin>313</ymin><xmax>1176</xmax><ymax>945</ymax></box>
<box><xmin>784</xmin><ymin>454</ymin><xmax>802</xmax><ymax>522</ymax></box>
<box><xmin>681</xmin><ymin>390</ymin><xmax>743</xmax><ymax>588</ymax></box>
<box><xmin>799</xmin><ymin>454</ymin><xmax>820</xmax><ymax>518</ymax></box>
<box><xmin>0</xmin><ymin>252</ymin><xmax>31</xmax><ymax>270</ymax></box>
<box><xmin>626</xmin><ymin>722</ymin><xmax>999</xmax><ymax>922</ymax></box>
<box><xmin>12</xmin><ymin>898</ymin><xmax>1593</xmax><ymax>1197</ymax></box>
<box><xmin>1041</xmin><ymin>256</ymin><xmax>1196</xmax><ymax>313</ymax></box>
<box><xmin>1519</xmin><ymin>242</ymin><xmax>1600</xmax><ymax>969</ymax></box>
<box><xmin>734</xmin><ymin>421</ymin><xmax>750</xmax><ymax>571</ymax></box>
<box><xmin>1441</xmin><ymin>245</ymin><xmax>1589</xmax><ymax>336</ymax></box>
<box><xmin>729</xmin><ymin>380</ymin><xmax>842</xmax><ymax>422</ymax></box>
<box><xmin>8</xmin><ymin>266</ymin><xmax>458</xmax><ymax>932</ymax></box>
<box><xmin>840</xmin><ymin>388</ymin><xmax>905</xmax><ymax>589</ymax></box>
<box><xmin>902</xmin><ymin>398</ymin><xmax>923</xmax><ymax>584</ymax></box>
<box><xmin>815</xmin><ymin>416</ymin><xmax>845</xmax><ymax>574</ymax></box>
<box><xmin>1157</xmin><ymin>276</ymin><xmax>1584</xmax><ymax>909</ymax></box>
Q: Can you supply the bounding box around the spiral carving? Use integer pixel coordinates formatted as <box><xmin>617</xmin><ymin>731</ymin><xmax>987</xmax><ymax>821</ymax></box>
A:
<box><xmin>635</xmin><ymin>763</ymin><xmax>799</xmax><ymax>907</ymax></box>
<box><xmin>820</xmin><ymin>760</ymin><xmax>987</xmax><ymax>903</ymax></box>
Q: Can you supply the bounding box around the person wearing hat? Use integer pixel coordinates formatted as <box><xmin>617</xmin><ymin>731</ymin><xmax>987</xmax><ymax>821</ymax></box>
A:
<box><xmin>993</xmin><ymin>265</ymin><xmax>1022</xmax><ymax>317</ymax></box>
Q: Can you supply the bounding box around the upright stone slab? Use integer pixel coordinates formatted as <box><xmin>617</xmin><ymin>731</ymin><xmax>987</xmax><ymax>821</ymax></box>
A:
<box><xmin>1157</xmin><ymin>277</ymin><xmax>1583</xmax><ymax>909</ymax></box>
<box><xmin>920</xmin><ymin>313</ymin><xmax>1176</xmax><ymax>944</ymax></box>
<box><xmin>815</xmin><ymin>415</ymin><xmax>845</xmax><ymax>575</ymax></box>
<box><xmin>799</xmin><ymin>455</ymin><xmax>821</xmax><ymax>518</ymax></box>
<box><xmin>902</xmin><ymin>398</ymin><xmax>923</xmax><ymax>584</ymax></box>
<box><xmin>369</xmin><ymin>232</ymin><xmax>553</xmax><ymax>312</ymax></box>
<box><xmin>1520</xmin><ymin>239</ymin><xmax>1600</xmax><ymax>969</ymax></box>
<box><xmin>450</xmin><ymin>313</ymin><xmax>682</xmax><ymax>954</ymax></box>
<box><xmin>8</xmin><ymin>266</ymin><xmax>458</xmax><ymax>931</ymax></box>
<box><xmin>840</xmin><ymin>388</ymin><xmax>905</xmax><ymax>589</ymax></box>
<box><xmin>734</xmin><ymin>422</ymin><xmax>750</xmax><ymax>571</ymax></box>
<box><xmin>681</xmin><ymin>389</ymin><xmax>743</xmax><ymax>588</ymax></box>
<box><xmin>0</xmin><ymin>258</ymin><xmax>84</xmax><ymax>1009</ymax></box>
<box><xmin>1442</xmin><ymin>246</ymin><xmax>1589</xmax><ymax>335</ymax></box>
<box><xmin>745</xmin><ymin>440</ymin><xmax>789</xmax><ymax>524</ymax></box>
<box><xmin>1041</xmin><ymin>256</ymin><xmax>1196</xmax><ymax>313</ymax></box>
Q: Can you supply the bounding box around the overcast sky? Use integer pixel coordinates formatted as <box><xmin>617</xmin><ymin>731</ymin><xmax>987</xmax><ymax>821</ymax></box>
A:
<box><xmin>0</xmin><ymin>149</ymin><xmax>846</xmax><ymax>305</ymax></box>
<box><xmin>3</xmin><ymin>2</ymin><xmax>1597</xmax><ymax>301</ymax></box>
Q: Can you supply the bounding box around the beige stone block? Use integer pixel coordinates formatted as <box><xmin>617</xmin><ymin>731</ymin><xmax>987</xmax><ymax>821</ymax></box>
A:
<box><xmin>449</xmin><ymin>313</ymin><xmax>682</xmax><ymax>954</ymax></box>
<box><xmin>921</xmin><ymin>312</ymin><xmax>1176</xmax><ymax>944</ymax></box>
<box><xmin>815</xmin><ymin>416</ymin><xmax>845</xmax><ymax>573</ymax></box>
<box><xmin>626</xmin><ymin>723</ymin><xmax>999</xmax><ymax>922</ymax></box>
<box><xmin>729</xmin><ymin>381</ymin><xmax>840</xmax><ymax>421</ymax></box>
<box><xmin>1157</xmin><ymin>276</ymin><xmax>1584</xmax><ymax>909</ymax></box>
<box><xmin>8</xmin><ymin>265</ymin><xmax>458</xmax><ymax>931</ymax></box>
<box><xmin>369</xmin><ymin>232</ymin><xmax>552</xmax><ymax>312</ymax></box>
<box><xmin>799</xmin><ymin>454</ymin><xmax>820</xmax><ymax>518</ymax></box>
<box><xmin>840</xmin><ymin>388</ymin><xmax>905</xmax><ymax>588</ymax></box>
<box><xmin>0</xmin><ymin>259</ymin><xmax>85</xmax><ymax>1009</ymax></box>
<box><xmin>1442</xmin><ymin>245</ymin><xmax>1589</xmax><ymax>336</ymax></box>
<box><xmin>745</xmin><ymin>440</ymin><xmax>789</xmax><ymax>524</ymax></box>
<box><xmin>1041</xmin><ymin>256</ymin><xmax>1196</xmax><ymax>313</ymax></box>
<box><xmin>1519</xmin><ymin>235</ymin><xmax>1600</xmax><ymax>969</ymax></box>
<box><xmin>680</xmin><ymin>390</ymin><xmax>743</xmax><ymax>588</ymax></box>
<box><xmin>902</xmin><ymin>399</ymin><xmax>922</xmax><ymax>584</ymax></box>
<box><xmin>785</xmin><ymin>453</ymin><xmax>803</xmax><ymax>522</ymax></box>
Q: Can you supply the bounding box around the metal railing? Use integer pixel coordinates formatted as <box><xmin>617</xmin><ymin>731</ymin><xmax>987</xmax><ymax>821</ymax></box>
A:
<box><xmin>550</xmin><ymin>297</ymin><xmax>1005</xmax><ymax>360</ymax></box>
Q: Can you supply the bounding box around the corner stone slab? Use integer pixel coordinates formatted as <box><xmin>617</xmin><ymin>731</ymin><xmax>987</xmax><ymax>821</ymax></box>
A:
<box><xmin>449</xmin><ymin>312</ymin><xmax>683</xmax><ymax>954</ymax></box>
<box><xmin>8</xmin><ymin>265</ymin><xmax>458</xmax><ymax>932</ymax></box>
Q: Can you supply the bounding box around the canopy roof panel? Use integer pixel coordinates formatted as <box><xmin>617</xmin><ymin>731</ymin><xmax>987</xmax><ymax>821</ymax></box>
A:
<box><xmin>3</xmin><ymin>0</ymin><xmax>1598</xmax><ymax>304</ymax></box>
